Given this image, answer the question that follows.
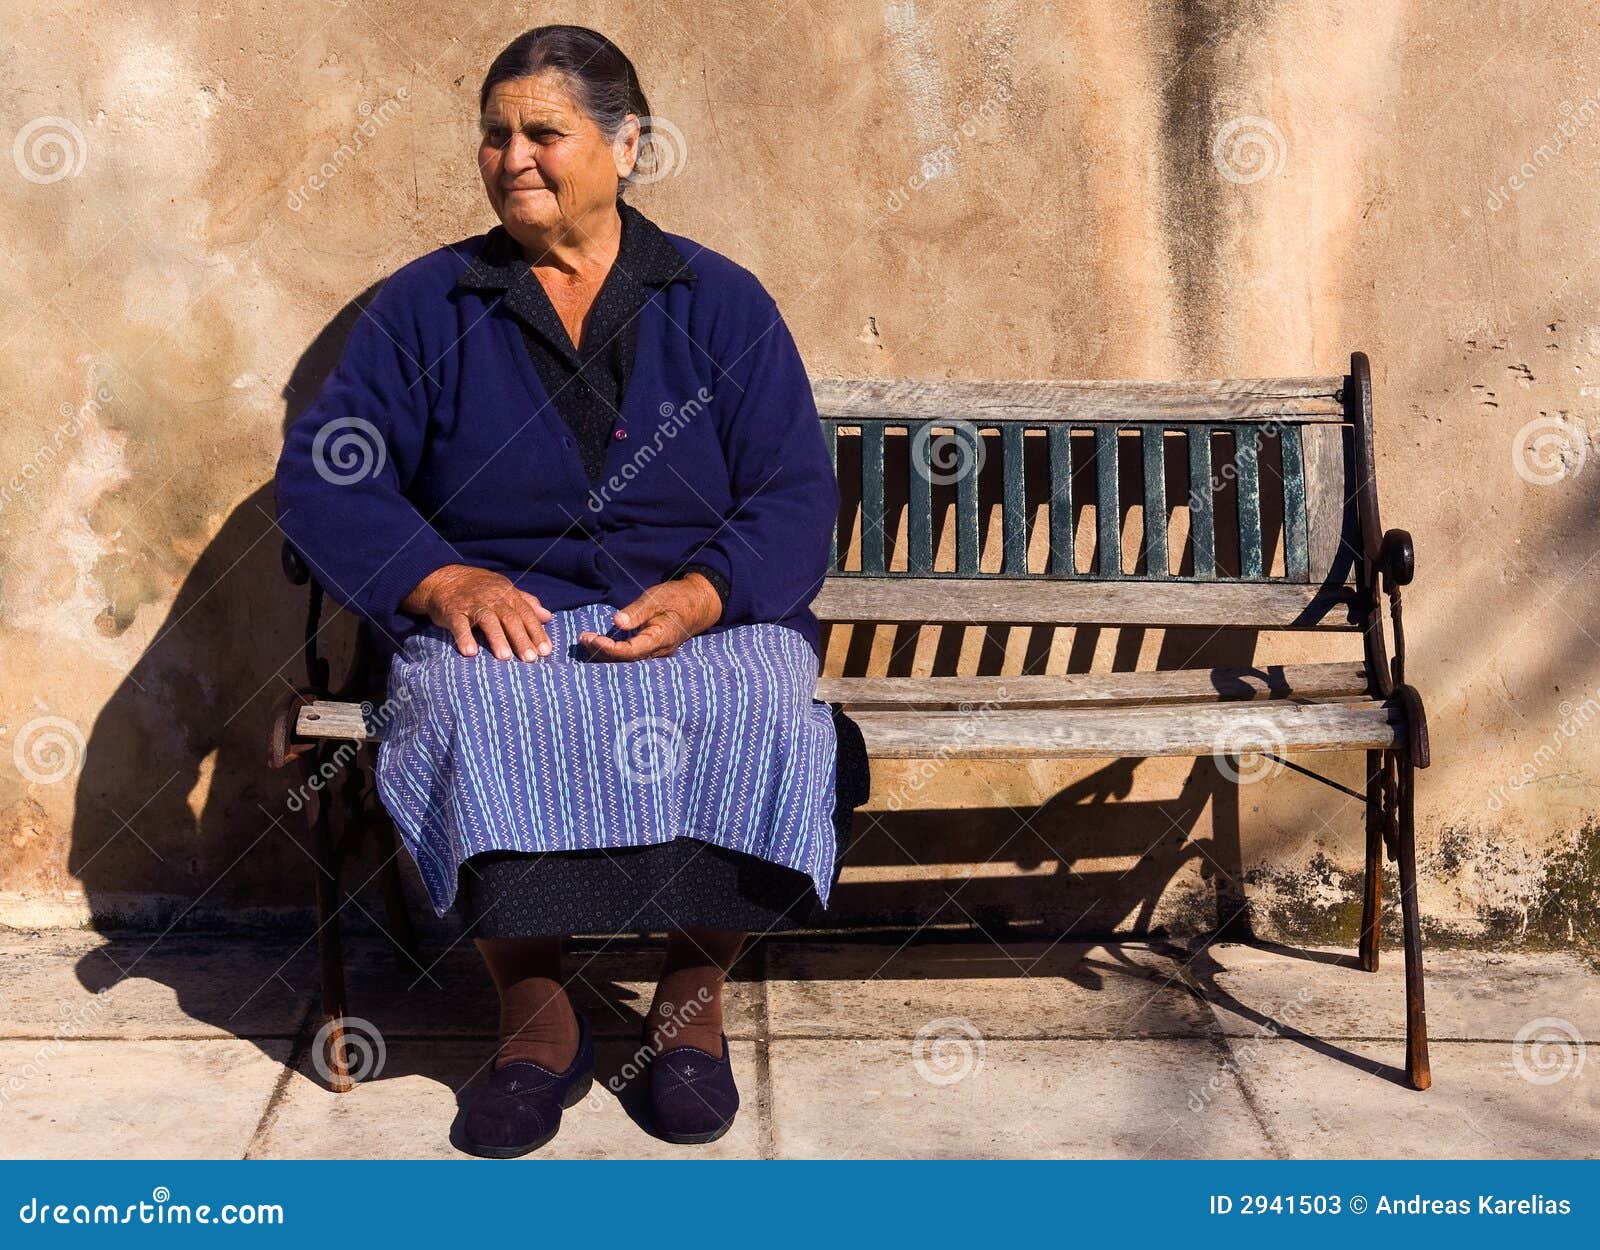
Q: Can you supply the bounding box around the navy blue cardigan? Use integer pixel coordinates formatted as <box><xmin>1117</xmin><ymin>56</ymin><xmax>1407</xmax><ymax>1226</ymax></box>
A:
<box><xmin>273</xmin><ymin>211</ymin><xmax>839</xmax><ymax>665</ymax></box>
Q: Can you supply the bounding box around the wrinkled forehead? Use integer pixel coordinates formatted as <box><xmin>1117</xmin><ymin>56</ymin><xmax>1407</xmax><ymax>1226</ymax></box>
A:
<box><xmin>480</xmin><ymin>72</ymin><xmax>586</xmax><ymax>126</ymax></box>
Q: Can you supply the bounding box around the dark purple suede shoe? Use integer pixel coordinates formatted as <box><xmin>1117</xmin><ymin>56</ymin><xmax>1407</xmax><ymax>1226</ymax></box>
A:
<box><xmin>459</xmin><ymin>1012</ymin><xmax>594</xmax><ymax>1159</ymax></box>
<box><xmin>646</xmin><ymin>1033</ymin><xmax>739</xmax><ymax>1145</ymax></box>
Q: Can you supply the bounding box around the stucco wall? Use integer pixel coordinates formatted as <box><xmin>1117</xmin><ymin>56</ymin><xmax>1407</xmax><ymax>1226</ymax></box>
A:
<box><xmin>1</xmin><ymin>1</ymin><xmax>1596</xmax><ymax>945</ymax></box>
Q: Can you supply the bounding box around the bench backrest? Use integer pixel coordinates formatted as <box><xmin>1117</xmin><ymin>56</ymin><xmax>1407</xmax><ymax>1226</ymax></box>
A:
<box><xmin>813</xmin><ymin>366</ymin><xmax>1369</xmax><ymax>632</ymax></box>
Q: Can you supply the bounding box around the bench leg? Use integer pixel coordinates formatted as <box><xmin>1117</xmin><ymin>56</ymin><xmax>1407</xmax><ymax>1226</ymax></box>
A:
<box><xmin>376</xmin><ymin>810</ymin><xmax>421</xmax><ymax>969</ymax></box>
<box><xmin>1359</xmin><ymin>748</ymin><xmax>1384</xmax><ymax>972</ymax></box>
<box><xmin>307</xmin><ymin>744</ymin><xmax>353</xmax><ymax>1093</ymax></box>
<box><xmin>1396</xmin><ymin>751</ymin><xmax>1431</xmax><ymax>1090</ymax></box>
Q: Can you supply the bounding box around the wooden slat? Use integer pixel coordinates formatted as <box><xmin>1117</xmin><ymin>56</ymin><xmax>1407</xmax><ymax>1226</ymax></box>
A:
<box><xmin>813</xmin><ymin>576</ymin><xmax>1363</xmax><ymax>628</ymax></box>
<box><xmin>817</xmin><ymin>662</ymin><xmax>1368</xmax><ymax>708</ymax></box>
<box><xmin>1232</xmin><ymin>424</ymin><xmax>1264</xmax><ymax>578</ymax></box>
<box><xmin>1304</xmin><ymin>422</ymin><xmax>1356</xmax><ymax>585</ymax></box>
<box><xmin>1095</xmin><ymin>425</ymin><xmax>1121</xmax><ymax>577</ymax></box>
<box><xmin>813</xmin><ymin>377</ymin><xmax>1347</xmax><ymax>424</ymax></box>
<box><xmin>296</xmin><ymin>701</ymin><xmax>382</xmax><ymax>742</ymax></box>
<box><xmin>861</xmin><ymin>419</ymin><xmax>886</xmax><ymax>574</ymax></box>
<box><xmin>1047</xmin><ymin>425</ymin><xmax>1075</xmax><ymax>576</ymax></box>
<box><xmin>1142</xmin><ymin>424</ymin><xmax>1169</xmax><ymax>578</ymax></box>
<box><xmin>1001</xmin><ymin>424</ymin><xmax>1027</xmax><ymax>573</ymax></box>
<box><xmin>1279</xmin><ymin>423</ymin><xmax>1310</xmax><ymax>581</ymax></box>
<box><xmin>908</xmin><ymin>423</ymin><xmax>933</xmax><ymax>574</ymax></box>
<box><xmin>1187</xmin><ymin>425</ymin><xmax>1216</xmax><ymax>579</ymax></box>
<box><xmin>847</xmin><ymin>699</ymin><xmax>1404</xmax><ymax>759</ymax></box>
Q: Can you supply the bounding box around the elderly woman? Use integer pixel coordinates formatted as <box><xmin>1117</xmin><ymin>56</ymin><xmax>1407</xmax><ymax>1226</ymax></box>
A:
<box><xmin>274</xmin><ymin>24</ymin><xmax>862</xmax><ymax>1157</ymax></box>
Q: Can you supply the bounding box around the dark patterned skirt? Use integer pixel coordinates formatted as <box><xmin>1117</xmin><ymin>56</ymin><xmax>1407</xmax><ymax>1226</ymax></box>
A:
<box><xmin>454</xmin><ymin>705</ymin><xmax>870</xmax><ymax>936</ymax></box>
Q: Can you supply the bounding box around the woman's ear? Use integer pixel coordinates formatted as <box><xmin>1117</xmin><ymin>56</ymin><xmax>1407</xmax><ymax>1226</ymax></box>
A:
<box><xmin>613</xmin><ymin>114</ymin><xmax>642</xmax><ymax>179</ymax></box>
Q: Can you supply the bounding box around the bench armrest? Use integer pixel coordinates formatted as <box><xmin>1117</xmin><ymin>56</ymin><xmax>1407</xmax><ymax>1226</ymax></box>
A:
<box><xmin>1377</xmin><ymin>528</ymin><xmax>1414</xmax><ymax>588</ymax></box>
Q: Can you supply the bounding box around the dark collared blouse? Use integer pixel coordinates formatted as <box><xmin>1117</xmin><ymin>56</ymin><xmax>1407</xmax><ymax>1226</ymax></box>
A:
<box><xmin>456</xmin><ymin>201</ymin><xmax>730</xmax><ymax>612</ymax></box>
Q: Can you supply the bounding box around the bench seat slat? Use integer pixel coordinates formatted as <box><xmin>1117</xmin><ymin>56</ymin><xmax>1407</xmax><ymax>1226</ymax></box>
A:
<box><xmin>814</xmin><ymin>576</ymin><xmax>1361</xmax><ymax>628</ymax></box>
<box><xmin>817</xmin><ymin>662</ymin><xmax>1367</xmax><ymax>709</ymax></box>
<box><xmin>847</xmin><ymin>699</ymin><xmax>1403</xmax><ymax>759</ymax></box>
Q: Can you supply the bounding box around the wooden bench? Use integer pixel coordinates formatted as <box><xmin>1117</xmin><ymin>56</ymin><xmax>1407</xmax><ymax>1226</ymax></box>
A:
<box><xmin>270</xmin><ymin>349</ymin><xmax>1430</xmax><ymax>1091</ymax></box>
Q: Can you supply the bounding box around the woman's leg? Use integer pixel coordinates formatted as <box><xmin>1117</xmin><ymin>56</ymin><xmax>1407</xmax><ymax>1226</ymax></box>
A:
<box><xmin>475</xmin><ymin>936</ymin><xmax>580</xmax><ymax>1071</ymax></box>
<box><xmin>647</xmin><ymin>927</ymin><xmax>746</xmax><ymax>1057</ymax></box>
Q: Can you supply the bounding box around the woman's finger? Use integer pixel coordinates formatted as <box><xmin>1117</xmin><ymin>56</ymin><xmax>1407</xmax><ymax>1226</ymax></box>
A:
<box><xmin>500</xmin><ymin>610</ymin><xmax>540</xmax><ymax>663</ymax></box>
<box><xmin>519</xmin><ymin>590</ymin><xmax>554</xmax><ymax>622</ymax></box>
<box><xmin>446</xmin><ymin>612</ymin><xmax>480</xmax><ymax>658</ymax></box>
<box><xmin>474</xmin><ymin>609</ymin><xmax>515</xmax><ymax>661</ymax></box>
<box><xmin>517</xmin><ymin>599</ymin><xmax>553</xmax><ymax>657</ymax></box>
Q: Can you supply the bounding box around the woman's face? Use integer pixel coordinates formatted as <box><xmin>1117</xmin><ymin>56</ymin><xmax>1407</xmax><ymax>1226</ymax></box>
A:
<box><xmin>477</xmin><ymin>72</ymin><xmax>639</xmax><ymax>245</ymax></box>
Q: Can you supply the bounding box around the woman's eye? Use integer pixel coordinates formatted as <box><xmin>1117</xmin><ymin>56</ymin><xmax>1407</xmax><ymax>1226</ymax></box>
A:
<box><xmin>482</xmin><ymin>128</ymin><xmax>510</xmax><ymax>147</ymax></box>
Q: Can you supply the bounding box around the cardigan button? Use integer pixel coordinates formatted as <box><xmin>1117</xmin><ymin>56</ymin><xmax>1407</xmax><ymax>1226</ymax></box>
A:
<box><xmin>613</xmin><ymin>428</ymin><xmax>627</xmax><ymax>440</ymax></box>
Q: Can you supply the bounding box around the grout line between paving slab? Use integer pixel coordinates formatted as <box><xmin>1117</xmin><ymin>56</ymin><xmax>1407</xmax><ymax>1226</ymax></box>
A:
<box><xmin>242</xmin><ymin>1000</ymin><xmax>317</xmax><ymax>1160</ymax></box>
<box><xmin>753</xmin><ymin>940</ymin><xmax>776</xmax><ymax>1160</ymax></box>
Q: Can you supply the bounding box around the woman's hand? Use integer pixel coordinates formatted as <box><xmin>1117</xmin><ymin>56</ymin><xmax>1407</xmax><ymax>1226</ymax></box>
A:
<box><xmin>577</xmin><ymin>574</ymin><xmax>722</xmax><ymax>662</ymax></box>
<box><xmin>403</xmin><ymin>564</ymin><xmax>554</xmax><ymax>661</ymax></box>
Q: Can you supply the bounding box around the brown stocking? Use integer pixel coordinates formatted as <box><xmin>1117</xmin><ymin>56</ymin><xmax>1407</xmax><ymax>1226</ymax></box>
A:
<box><xmin>646</xmin><ymin>927</ymin><xmax>746</xmax><ymax>1058</ymax></box>
<box><xmin>475</xmin><ymin>936</ymin><xmax>579</xmax><ymax>1072</ymax></box>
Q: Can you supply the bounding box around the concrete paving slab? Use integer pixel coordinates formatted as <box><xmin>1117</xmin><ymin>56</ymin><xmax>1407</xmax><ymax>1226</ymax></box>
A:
<box><xmin>1224</xmin><ymin>1037</ymin><xmax>1600</xmax><ymax>1158</ymax></box>
<box><xmin>768</xmin><ymin>1038</ymin><xmax>1274</xmax><ymax>1158</ymax></box>
<box><xmin>766</xmin><ymin>941</ymin><xmax>1214</xmax><ymax>1039</ymax></box>
<box><xmin>1189</xmin><ymin>944</ymin><xmax>1600</xmax><ymax>1041</ymax></box>
<box><xmin>0</xmin><ymin>1039</ymin><xmax>290</xmax><ymax>1159</ymax></box>
<box><xmin>0</xmin><ymin>931</ymin><xmax>312</xmax><ymax>1039</ymax></box>
<box><xmin>336</xmin><ymin>938</ymin><xmax>761</xmax><ymax>1041</ymax></box>
<box><xmin>251</xmin><ymin>1038</ymin><xmax>763</xmax><ymax>1159</ymax></box>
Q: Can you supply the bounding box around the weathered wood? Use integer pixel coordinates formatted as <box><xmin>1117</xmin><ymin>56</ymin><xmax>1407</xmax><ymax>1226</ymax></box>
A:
<box><xmin>1188</xmin><ymin>426</ymin><xmax>1216</xmax><ymax>579</ymax></box>
<box><xmin>818</xmin><ymin>662</ymin><xmax>1368</xmax><ymax>708</ymax></box>
<box><xmin>1232</xmin><ymin>425</ymin><xmax>1264</xmax><ymax>578</ymax></box>
<box><xmin>1303</xmin><ymin>422</ymin><xmax>1356</xmax><ymax>585</ymax></box>
<box><xmin>1280</xmin><ymin>423</ymin><xmax>1310</xmax><ymax>582</ymax></box>
<box><xmin>908</xmin><ymin>425</ymin><xmax>933</xmax><ymax>574</ymax></box>
<box><xmin>812</xmin><ymin>377</ymin><xmax>1347</xmax><ymax>424</ymax></box>
<box><xmin>846</xmin><ymin>699</ymin><xmax>1404</xmax><ymax>759</ymax></box>
<box><xmin>813</xmin><ymin>576</ymin><xmax>1362</xmax><ymax>628</ymax></box>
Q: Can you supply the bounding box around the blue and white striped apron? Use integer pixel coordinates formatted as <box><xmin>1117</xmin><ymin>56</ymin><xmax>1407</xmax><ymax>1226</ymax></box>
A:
<box><xmin>374</xmin><ymin>602</ymin><xmax>839</xmax><ymax>917</ymax></box>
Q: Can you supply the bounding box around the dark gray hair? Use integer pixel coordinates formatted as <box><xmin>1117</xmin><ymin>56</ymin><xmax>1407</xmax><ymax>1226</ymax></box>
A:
<box><xmin>479</xmin><ymin>25</ymin><xmax>654</xmax><ymax>199</ymax></box>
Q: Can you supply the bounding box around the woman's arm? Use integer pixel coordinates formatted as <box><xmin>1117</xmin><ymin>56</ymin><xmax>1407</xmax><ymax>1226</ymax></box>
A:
<box><xmin>275</xmin><ymin>299</ymin><xmax>555</xmax><ymax>660</ymax></box>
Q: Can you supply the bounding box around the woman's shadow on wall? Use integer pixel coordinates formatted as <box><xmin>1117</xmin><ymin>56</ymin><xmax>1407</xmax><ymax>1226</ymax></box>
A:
<box><xmin>66</xmin><ymin>298</ymin><xmax>1291</xmax><ymax>1096</ymax></box>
